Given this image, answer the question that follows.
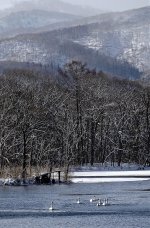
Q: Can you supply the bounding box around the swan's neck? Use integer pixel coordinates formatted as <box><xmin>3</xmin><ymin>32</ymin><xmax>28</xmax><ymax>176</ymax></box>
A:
<box><xmin>51</xmin><ymin>201</ymin><xmax>53</xmax><ymax>209</ymax></box>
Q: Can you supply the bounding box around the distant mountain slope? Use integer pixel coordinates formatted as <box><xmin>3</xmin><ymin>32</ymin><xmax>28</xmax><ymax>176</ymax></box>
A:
<box><xmin>0</xmin><ymin>10</ymin><xmax>80</xmax><ymax>39</ymax></box>
<box><xmin>72</xmin><ymin>6</ymin><xmax>150</xmax><ymax>72</ymax></box>
<box><xmin>0</xmin><ymin>0</ymin><xmax>101</xmax><ymax>18</ymax></box>
<box><xmin>0</xmin><ymin>7</ymin><xmax>149</xmax><ymax>79</ymax></box>
<box><xmin>0</xmin><ymin>0</ymin><xmax>103</xmax><ymax>39</ymax></box>
<box><xmin>0</xmin><ymin>32</ymin><xmax>140</xmax><ymax>79</ymax></box>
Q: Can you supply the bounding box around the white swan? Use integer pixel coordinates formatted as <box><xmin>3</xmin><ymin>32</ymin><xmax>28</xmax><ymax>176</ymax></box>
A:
<box><xmin>106</xmin><ymin>198</ymin><xmax>110</xmax><ymax>206</ymax></box>
<box><xmin>106</xmin><ymin>199</ymin><xmax>109</xmax><ymax>206</ymax></box>
<box><xmin>96</xmin><ymin>199</ymin><xmax>102</xmax><ymax>206</ymax></box>
<box><xmin>102</xmin><ymin>199</ymin><xmax>109</xmax><ymax>206</ymax></box>
<box><xmin>49</xmin><ymin>201</ymin><xmax>54</xmax><ymax>211</ymax></box>
<box><xmin>90</xmin><ymin>196</ymin><xmax>99</xmax><ymax>203</ymax></box>
<box><xmin>102</xmin><ymin>199</ymin><xmax>106</xmax><ymax>206</ymax></box>
<box><xmin>77</xmin><ymin>198</ymin><xmax>81</xmax><ymax>204</ymax></box>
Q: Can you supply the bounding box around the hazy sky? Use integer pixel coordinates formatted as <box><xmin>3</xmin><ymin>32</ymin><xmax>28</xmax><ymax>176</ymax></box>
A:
<box><xmin>0</xmin><ymin>0</ymin><xmax>149</xmax><ymax>11</ymax></box>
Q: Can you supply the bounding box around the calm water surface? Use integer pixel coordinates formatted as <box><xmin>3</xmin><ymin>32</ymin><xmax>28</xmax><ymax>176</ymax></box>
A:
<box><xmin>0</xmin><ymin>180</ymin><xmax>150</xmax><ymax>228</ymax></box>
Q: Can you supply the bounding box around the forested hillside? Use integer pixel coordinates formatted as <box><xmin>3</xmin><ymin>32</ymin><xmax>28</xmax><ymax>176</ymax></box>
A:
<box><xmin>0</xmin><ymin>7</ymin><xmax>149</xmax><ymax>81</ymax></box>
<box><xmin>0</xmin><ymin>62</ymin><xmax>150</xmax><ymax>177</ymax></box>
<box><xmin>0</xmin><ymin>10</ymin><xmax>80</xmax><ymax>39</ymax></box>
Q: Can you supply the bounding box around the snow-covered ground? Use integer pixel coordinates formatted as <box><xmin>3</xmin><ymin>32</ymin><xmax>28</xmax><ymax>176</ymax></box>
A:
<box><xmin>1</xmin><ymin>164</ymin><xmax>150</xmax><ymax>185</ymax></box>
<box><xmin>71</xmin><ymin>177</ymin><xmax>150</xmax><ymax>183</ymax></box>
<box><xmin>0</xmin><ymin>177</ymin><xmax>33</xmax><ymax>186</ymax></box>
<box><xmin>71</xmin><ymin>170</ymin><xmax>150</xmax><ymax>183</ymax></box>
<box><xmin>70</xmin><ymin>164</ymin><xmax>150</xmax><ymax>183</ymax></box>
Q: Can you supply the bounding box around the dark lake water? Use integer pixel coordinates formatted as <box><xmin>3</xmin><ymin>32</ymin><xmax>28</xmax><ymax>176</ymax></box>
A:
<box><xmin>0</xmin><ymin>180</ymin><xmax>150</xmax><ymax>228</ymax></box>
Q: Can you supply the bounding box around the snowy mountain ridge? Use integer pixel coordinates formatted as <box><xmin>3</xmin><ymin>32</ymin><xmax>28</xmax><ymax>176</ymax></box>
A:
<box><xmin>0</xmin><ymin>10</ymin><xmax>81</xmax><ymax>39</ymax></box>
<box><xmin>73</xmin><ymin>6</ymin><xmax>150</xmax><ymax>72</ymax></box>
<box><xmin>0</xmin><ymin>0</ymin><xmax>101</xmax><ymax>18</ymax></box>
<box><xmin>0</xmin><ymin>6</ymin><xmax>149</xmax><ymax>80</ymax></box>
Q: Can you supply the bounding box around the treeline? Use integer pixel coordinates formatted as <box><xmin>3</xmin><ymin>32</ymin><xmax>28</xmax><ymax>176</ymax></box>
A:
<box><xmin>0</xmin><ymin>61</ymin><xmax>150</xmax><ymax>178</ymax></box>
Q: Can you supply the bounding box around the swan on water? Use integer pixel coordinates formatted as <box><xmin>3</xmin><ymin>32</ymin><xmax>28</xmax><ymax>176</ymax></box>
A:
<box><xmin>96</xmin><ymin>198</ymin><xmax>109</xmax><ymax>206</ymax></box>
<box><xmin>102</xmin><ymin>199</ymin><xmax>109</xmax><ymax>206</ymax></box>
<box><xmin>96</xmin><ymin>199</ymin><xmax>102</xmax><ymax>206</ymax></box>
<box><xmin>106</xmin><ymin>198</ymin><xmax>109</xmax><ymax>205</ymax></box>
<box><xmin>49</xmin><ymin>201</ymin><xmax>54</xmax><ymax>211</ymax></box>
<box><xmin>90</xmin><ymin>196</ymin><xmax>99</xmax><ymax>203</ymax></box>
<box><xmin>102</xmin><ymin>199</ymin><xmax>106</xmax><ymax>206</ymax></box>
<box><xmin>77</xmin><ymin>198</ymin><xmax>81</xmax><ymax>204</ymax></box>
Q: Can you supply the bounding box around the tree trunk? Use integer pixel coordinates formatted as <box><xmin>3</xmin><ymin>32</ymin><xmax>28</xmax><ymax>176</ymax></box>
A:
<box><xmin>22</xmin><ymin>131</ymin><xmax>27</xmax><ymax>181</ymax></box>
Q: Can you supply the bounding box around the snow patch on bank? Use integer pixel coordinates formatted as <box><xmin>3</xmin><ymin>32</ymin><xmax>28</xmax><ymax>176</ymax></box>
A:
<box><xmin>71</xmin><ymin>170</ymin><xmax>150</xmax><ymax>177</ymax></box>
<box><xmin>70</xmin><ymin>164</ymin><xmax>150</xmax><ymax>183</ymax></box>
<box><xmin>71</xmin><ymin>177</ymin><xmax>150</xmax><ymax>183</ymax></box>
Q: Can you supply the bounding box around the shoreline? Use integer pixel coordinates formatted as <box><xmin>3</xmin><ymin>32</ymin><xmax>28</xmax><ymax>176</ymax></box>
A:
<box><xmin>70</xmin><ymin>169</ymin><xmax>150</xmax><ymax>183</ymax></box>
<box><xmin>1</xmin><ymin>166</ymin><xmax>150</xmax><ymax>185</ymax></box>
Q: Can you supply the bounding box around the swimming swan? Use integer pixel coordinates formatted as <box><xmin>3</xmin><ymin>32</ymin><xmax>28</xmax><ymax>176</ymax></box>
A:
<box><xmin>77</xmin><ymin>198</ymin><xmax>81</xmax><ymax>204</ymax></box>
<box><xmin>96</xmin><ymin>199</ymin><xmax>102</xmax><ymax>206</ymax></box>
<box><xmin>102</xmin><ymin>199</ymin><xmax>109</xmax><ymax>206</ymax></box>
<box><xmin>90</xmin><ymin>196</ymin><xmax>99</xmax><ymax>203</ymax></box>
<box><xmin>49</xmin><ymin>201</ymin><xmax>54</xmax><ymax>211</ymax></box>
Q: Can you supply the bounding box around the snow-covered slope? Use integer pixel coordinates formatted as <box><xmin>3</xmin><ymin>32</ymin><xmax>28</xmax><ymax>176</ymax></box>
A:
<box><xmin>0</xmin><ymin>31</ymin><xmax>140</xmax><ymax>79</ymax></box>
<box><xmin>70</xmin><ymin>164</ymin><xmax>150</xmax><ymax>183</ymax></box>
<box><xmin>0</xmin><ymin>10</ymin><xmax>80</xmax><ymax>39</ymax></box>
<box><xmin>0</xmin><ymin>7</ymin><xmax>149</xmax><ymax>79</ymax></box>
<box><xmin>73</xmin><ymin>7</ymin><xmax>150</xmax><ymax>72</ymax></box>
<box><xmin>1</xmin><ymin>0</ymin><xmax>101</xmax><ymax>18</ymax></box>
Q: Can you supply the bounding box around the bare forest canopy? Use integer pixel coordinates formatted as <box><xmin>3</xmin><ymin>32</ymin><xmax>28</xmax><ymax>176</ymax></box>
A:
<box><xmin>0</xmin><ymin>61</ymin><xmax>150</xmax><ymax>178</ymax></box>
